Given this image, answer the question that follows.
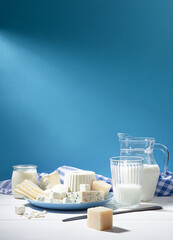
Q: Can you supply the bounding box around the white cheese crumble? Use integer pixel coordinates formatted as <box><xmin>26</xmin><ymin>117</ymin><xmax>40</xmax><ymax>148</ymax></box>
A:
<box><xmin>24</xmin><ymin>210</ymin><xmax>47</xmax><ymax>219</ymax></box>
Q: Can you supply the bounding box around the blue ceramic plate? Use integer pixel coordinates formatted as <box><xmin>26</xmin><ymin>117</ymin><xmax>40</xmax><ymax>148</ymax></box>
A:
<box><xmin>25</xmin><ymin>193</ymin><xmax>113</xmax><ymax>210</ymax></box>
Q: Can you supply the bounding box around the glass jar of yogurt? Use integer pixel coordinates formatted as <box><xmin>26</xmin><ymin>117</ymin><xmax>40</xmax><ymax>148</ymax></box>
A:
<box><xmin>12</xmin><ymin>165</ymin><xmax>38</xmax><ymax>198</ymax></box>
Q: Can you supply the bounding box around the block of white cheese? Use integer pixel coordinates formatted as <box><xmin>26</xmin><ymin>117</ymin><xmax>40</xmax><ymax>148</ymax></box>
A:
<box><xmin>87</xmin><ymin>206</ymin><xmax>113</xmax><ymax>231</ymax></box>
<box><xmin>67</xmin><ymin>191</ymin><xmax>104</xmax><ymax>203</ymax></box>
<box><xmin>43</xmin><ymin>184</ymin><xmax>68</xmax><ymax>200</ymax></box>
<box><xmin>80</xmin><ymin>184</ymin><xmax>90</xmax><ymax>192</ymax></box>
<box><xmin>59</xmin><ymin>192</ymin><xmax>66</xmax><ymax>200</ymax></box>
<box><xmin>52</xmin><ymin>184</ymin><xmax>69</xmax><ymax>193</ymax></box>
<box><xmin>64</xmin><ymin>171</ymin><xmax>96</xmax><ymax>192</ymax></box>
<box><xmin>44</xmin><ymin>198</ymin><xmax>52</xmax><ymax>203</ymax></box>
<box><xmin>92</xmin><ymin>180</ymin><xmax>111</xmax><ymax>199</ymax></box>
<box><xmin>49</xmin><ymin>191</ymin><xmax>61</xmax><ymax>200</ymax></box>
<box><xmin>39</xmin><ymin>171</ymin><xmax>61</xmax><ymax>190</ymax></box>
<box><xmin>15</xmin><ymin>205</ymin><xmax>25</xmax><ymax>215</ymax></box>
<box><xmin>63</xmin><ymin>197</ymin><xmax>73</xmax><ymax>204</ymax></box>
<box><xmin>43</xmin><ymin>188</ymin><xmax>52</xmax><ymax>196</ymax></box>
<box><xmin>14</xmin><ymin>179</ymin><xmax>46</xmax><ymax>200</ymax></box>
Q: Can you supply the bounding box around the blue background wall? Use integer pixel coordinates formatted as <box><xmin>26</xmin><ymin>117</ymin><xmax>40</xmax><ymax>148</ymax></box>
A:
<box><xmin>0</xmin><ymin>0</ymin><xmax>173</xmax><ymax>180</ymax></box>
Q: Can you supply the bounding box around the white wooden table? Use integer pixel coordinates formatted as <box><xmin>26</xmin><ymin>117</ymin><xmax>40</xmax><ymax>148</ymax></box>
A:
<box><xmin>0</xmin><ymin>194</ymin><xmax>173</xmax><ymax>240</ymax></box>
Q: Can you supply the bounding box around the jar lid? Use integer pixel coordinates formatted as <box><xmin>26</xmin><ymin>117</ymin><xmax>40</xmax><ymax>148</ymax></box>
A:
<box><xmin>12</xmin><ymin>164</ymin><xmax>37</xmax><ymax>170</ymax></box>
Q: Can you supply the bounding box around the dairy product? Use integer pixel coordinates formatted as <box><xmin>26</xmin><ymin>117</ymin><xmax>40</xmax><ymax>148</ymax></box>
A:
<box><xmin>111</xmin><ymin>163</ymin><xmax>159</xmax><ymax>202</ymax></box>
<box><xmin>111</xmin><ymin>162</ymin><xmax>143</xmax><ymax>207</ymax></box>
<box><xmin>67</xmin><ymin>191</ymin><xmax>104</xmax><ymax>203</ymax></box>
<box><xmin>64</xmin><ymin>171</ymin><xmax>96</xmax><ymax>192</ymax></box>
<box><xmin>24</xmin><ymin>210</ymin><xmax>47</xmax><ymax>219</ymax></box>
<box><xmin>87</xmin><ymin>207</ymin><xmax>113</xmax><ymax>231</ymax></box>
<box><xmin>59</xmin><ymin>192</ymin><xmax>66</xmax><ymax>199</ymax></box>
<box><xmin>12</xmin><ymin>166</ymin><xmax>38</xmax><ymax>199</ymax></box>
<box><xmin>43</xmin><ymin>184</ymin><xmax>68</xmax><ymax>201</ymax></box>
<box><xmin>92</xmin><ymin>180</ymin><xmax>111</xmax><ymax>199</ymax></box>
<box><xmin>114</xmin><ymin>184</ymin><xmax>142</xmax><ymax>206</ymax></box>
<box><xmin>63</xmin><ymin>197</ymin><xmax>73</xmax><ymax>204</ymax></box>
<box><xmin>14</xmin><ymin>179</ymin><xmax>46</xmax><ymax>200</ymax></box>
<box><xmin>52</xmin><ymin>199</ymin><xmax>62</xmax><ymax>203</ymax></box>
<box><xmin>15</xmin><ymin>205</ymin><xmax>25</xmax><ymax>215</ymax></box>
<box><xmin>44</xmin><ymin>198</ymin><xmax>52</xmax><ymax>203</ymax></box>
<box><xmin>52</xmin><ymin>184</ymin><xmax>69</xmax><ymax>193</ymax></box>
<box><xmin>39</xmin><ymin>171</ymin><xmax>61</xmax><ymax>190</ymax></box>
<box><xmin>141</xmin><ymin>164</ymin><xmax>160</xmax><ymax>201</ymax></box>
<box><xmin>80</xmin><ymin>184</ymin><xmax>90</xmax><ymax>192</ymax></box>
<box><xmin>43</xmin><ymin>188</ymin><xmax>52</xmax><ymax>196</ymax></box>
<box><xmin>49</xmin><ymin>191</ymin><xmax>61</xmax><ymax>200</ymax></box>
<box><xmin>36</xmin><ymin>196</ymin><xmax>45</xmax><ymax>202</ymax></box>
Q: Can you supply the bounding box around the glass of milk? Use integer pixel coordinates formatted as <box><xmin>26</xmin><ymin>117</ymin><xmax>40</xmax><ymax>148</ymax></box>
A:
<box><xmin>110</xmin><ymin>156</ymin><xmax>143</xmax><ymax>209</ymax></box>
<box><xmin>12</xmin><ymin>165</ymin><xmax>38</xmax><ymax>199</ymax></box>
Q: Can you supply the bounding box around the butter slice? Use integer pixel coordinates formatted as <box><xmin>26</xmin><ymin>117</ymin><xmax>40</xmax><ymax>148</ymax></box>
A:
<box><xmin>87</xmin><ymin>206</ymin><xmax>113</xmax><ymax>231</ymax></box>
<box><xmin>39</xmin><ymin>171</ymin><xmax>61</xmax><ymax>190</ymax></box>
<box><xmin>92</xmin><ymin>180</ymin><xmax>111</xmax><ymax>199</ymax></box>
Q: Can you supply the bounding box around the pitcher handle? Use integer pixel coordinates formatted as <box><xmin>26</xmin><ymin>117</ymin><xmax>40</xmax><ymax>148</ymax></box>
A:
<box><xmin>154</xmin><ymin>143</ymin><xmax>169</xmax><ymax>176</ymax></box>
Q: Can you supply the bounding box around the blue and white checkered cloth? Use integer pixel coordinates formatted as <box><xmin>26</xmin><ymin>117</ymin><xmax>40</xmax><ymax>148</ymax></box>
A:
<box><xmin>0</xmin><ymin>165</ymin><xmax>173</xmax><ymax>196</ymax></box>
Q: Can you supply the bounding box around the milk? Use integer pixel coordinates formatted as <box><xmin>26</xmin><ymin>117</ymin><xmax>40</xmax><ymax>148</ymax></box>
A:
<box><xmin>111</xmin><ymin>163</ymin><xmax>160</xmax><ymax>203</ymax></box>
<box><xmin>111</xmin><ymin>163</ymin><xmax>142</xmax><ymax>207</ymax></box>
<box><xmin>141</xmin><ymin>164</ymin><xmax>160</xmax><ymax>201</ymax></box>
<box><xmin>114</xmin><ymin>184</ymin><xmax>142</xmax><ymax>206</ymax></box>
<box><xmin>12</xmin><ymin>169</ymin><xmax>38</xmax><ymax>198</ymax></box>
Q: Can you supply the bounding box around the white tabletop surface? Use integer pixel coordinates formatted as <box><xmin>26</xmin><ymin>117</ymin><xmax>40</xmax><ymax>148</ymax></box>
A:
<box><xmin>0</xmin><ymin>194</ymin><xmax>173</xmax><ymax>240</ymax></box>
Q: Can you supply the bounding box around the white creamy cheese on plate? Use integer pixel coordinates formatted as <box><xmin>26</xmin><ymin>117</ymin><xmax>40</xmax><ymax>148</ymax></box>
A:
<box><xmin>64</xmin><ymin>171</ymin><xmax>96</xmax><ymax>192</ymax></box>
<box><xmin>80</xmin><ymin>184</ymin><xmax>90</xmax><ymax>192</ymax></box>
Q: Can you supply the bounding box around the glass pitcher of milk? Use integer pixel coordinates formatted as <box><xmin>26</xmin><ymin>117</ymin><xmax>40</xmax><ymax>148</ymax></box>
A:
<box><xmin>117</xmin><ymin>133</ymin><xmax>169</xmax><ymax>201</ymax></box>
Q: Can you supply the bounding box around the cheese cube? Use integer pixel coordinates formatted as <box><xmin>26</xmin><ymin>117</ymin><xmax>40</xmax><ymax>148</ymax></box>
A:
<box><xmin>52</xmin><ymin>184</ymin><xmax>69</xmax><ymax>193</ymax></box>
<box><xmin>43</xmin><ymin>188</ymin><xmax>52</xmax><ymax>196</ymax></box>
<box><xmin>15</xmin><ymin>205</ymin><xmax>25</xmax><ymax>215</ymax></box>
<box><xmin>92</xmin><ymin>180</ymin><xmax>111</xmax><ymax>199</ymax></box>
<box><xmin>49</xmin><ymin>191</ymin><xmax>61</xmax><ymax>200</ymax></box>
<box><xmin>63</xmin><ymin>197</ymin><xmax>73</xmax><ymax>204</ymax></box>
<box><xmin>80</xmin><ymin>184</ymin><xmax>90</xmax><ymax>192</ymax></box>
<box><xmin>45</xmin><ymin>198</ymin><xmax>52</xmax><ymax>203</ymax></box>
<box><xmin>60</xmin><ymin>192</ymin><xmax>66</xmax><ymax>200</ymax></box>
<box><xmin>87</xmin><ymin>207</ymin><xmax>113</xmax><ymax>231</ymax></box>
